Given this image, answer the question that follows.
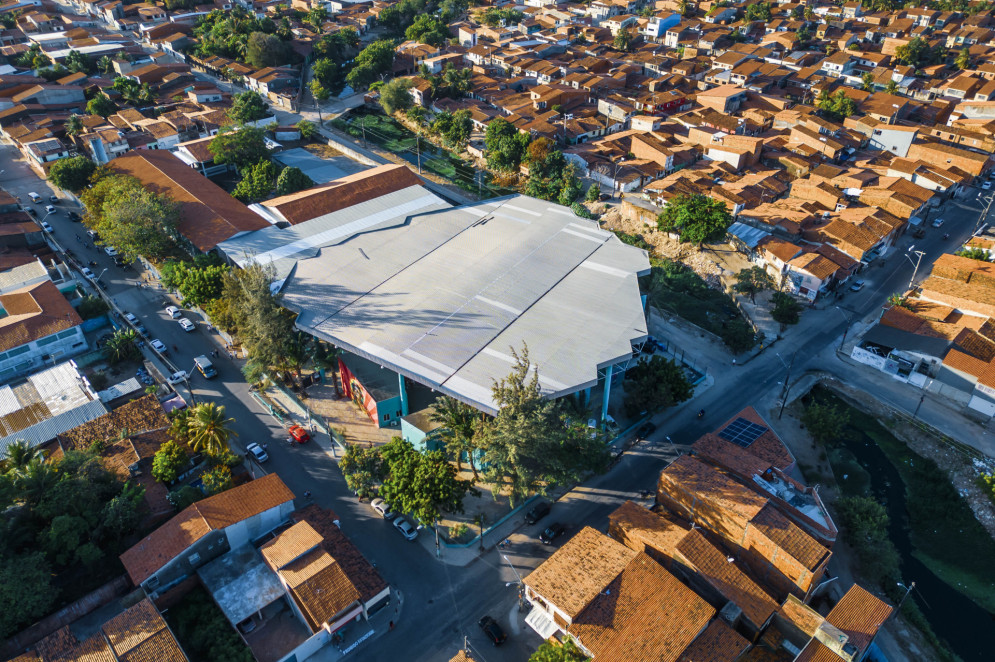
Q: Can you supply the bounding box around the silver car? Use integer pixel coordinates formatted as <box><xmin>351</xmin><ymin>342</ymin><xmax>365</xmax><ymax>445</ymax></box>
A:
<box><xmin>246</xmin><ymin>442</ymin><xmax>269</xmax><ymax>463</ymax></box>
<box><xmin>371</xmin><ymin>498</ymin><xmax>395</xmax><ymax>520</ymax></box>
<box><xmin>393</xmin><ymin>516</ymin><xmax>418</xmax><ymax>541</ymax></box>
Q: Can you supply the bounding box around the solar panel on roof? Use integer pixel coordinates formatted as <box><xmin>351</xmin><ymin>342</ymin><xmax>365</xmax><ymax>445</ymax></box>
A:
<box><xmin>718</xmin><ymin>417</ymin><xmax>768</xmax><ymax>448</ymax></box>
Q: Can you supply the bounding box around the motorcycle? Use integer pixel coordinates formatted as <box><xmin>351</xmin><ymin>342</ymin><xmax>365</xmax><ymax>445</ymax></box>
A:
<box><xmin>697</xmin><ymin>409</ymin><xmax>705</xmax><ymax>419</ymax></box>
<box><xmin>88</xmin><ymin>260</ymin><xmax>98</xmax><ymax>267</ymax></box>
<box><xmin>942</xmin><ymin>233</ymin><xmax>950</xmax><ymax>240</ymax></box>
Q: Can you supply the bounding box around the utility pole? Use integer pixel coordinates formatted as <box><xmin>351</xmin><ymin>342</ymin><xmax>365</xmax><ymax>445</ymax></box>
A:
<box><xmin>904</xmin><ymin>246</ymin><xmax>926</xmax><ymax>291</ymax></box>
<box><xmin>835</xmin><ymin>306</ymin><xmax>853</xmax><ymax>352</ymax></box>
<box><xmin>416</xmin><ymin>134</ymin><xmax>421</xmax><ymax>174</ymax></box>
<box><xmin>362</xmin><ymin>117</ymin><xmax>367</xmax><ymax>148</ymax></box>
<box><xmin>777</xmin><ymin>351</ymin><xmax>796</xmax><ymax>420</ymax></box>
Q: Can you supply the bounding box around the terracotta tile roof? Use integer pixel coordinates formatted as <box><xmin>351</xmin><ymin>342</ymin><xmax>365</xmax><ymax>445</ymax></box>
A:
<box><xmin>568</xmin><ymin>553</ymin><xmax>715</xmax><ymax>662</ymax></box>
<box><xmin>260</xmin><ymin>520</ymin><xmax>324</xmax><ymax>569</ymax></box>
<box><xmin>788</xmin><ymin>252</ymin><xmax>840</xmax><ymax>281</ymax></box>
<box><xmin>280</xmin><ymin>547</ymin><xmax>361</xmax><ymax>629</ymax></box>
<box><xmin>931</xmin><ymin>252</ymin><xmax>995</xmax><ymax>283</ymax></box>
<box><xmin>658</xmin><ymin>455</ymin><xmax>769</xmax><ymax>521</ymax></box>
<box><xmin>33</xmin><ymin>626</ymin><xmax>115</xmax><ymax>662</ymax></box>
<box><xmin>711</xmin><ymin>407</ymin><xmax>794</xmax><ymax>471</ymax></box>
<box><xmin>749</xmin><ymin>503</ymin><xmax>829</xmax><ymax>572</ymax></box>
<box><xmin>57</xmin><ymin>395</ymin><xmax>169</xmax><ymax>451</ymax></box>
<box><xmin>954</xmin><ymin>327</ymin><xmax>995</xmax><ymax>361</ymax></box>
<box><xmin>524</xmin><ymin>526</ymin><xmax>637</xmax><ymax>619</ymax></box>
<box><xmin>262</xmin><ymin>164</ymin><xmax>424</xmax><ymax>225</ymax></box>
<box><xmin>607</xmin><ymin>500</ymin><xmax>689</xmax><ymax>563</ymax></box>
<box><xmin>921</xmin><ymin>275</ymin><xmax>995</xmax><ymax>312</ymax></box>
<box><xmin>676</xmin><ymin>529</ymin><xmax>779</xmax><ymax>628</ymax></box>
<box><xmin>777</xmin><ymin>594</ymin><xmax>824</xmax><ymax>639</ymax></box>
<box><xmin>0</xmin><ymin>280</ymin><xmax>81</xmax><ymax>353</ymax></box>
<box><xmin>760</xmin><ymin>237</ymin><xmax>803</xmax><ymax>262</ymax></box>
<box><xmin>120</xmin><ymin>474</ymin><xmax>294</xmax><ymax>584</ymax></box>
<box><xmin>793</xmin><ymin>640</ymin><xmax>844</xmax><ymax>662</ymax></box>
<box><xmin>825</xmin><ymin>584</ymin><xmax>893</xmax><ymax>654</ymax></box>
<box><xmin>109</xmin><ymin>151</ymin><xmax>268</xmax><ymax>252</ymax></box>
<box><xmin>101</xmin><ymin>598</ymin><xmax>186</xmax><ymax>662</ymax></box>
<box><xmin>693</xmin><ymin>433</ymin><xmax>771</xmax><ymax>478</ymax></box>
<box><xmin>291</xmin><ymin>505</ymin><xmax>387</xmax><ymax>604</ymax></box>
<box><xmin>676</xmin><ymin>620</ymin><xmax>751</xmax><ymax>662</ymax></box>
<box><xmin>447</xmin><ymin>652</ymin><xmax>473</xmax><ymax>662</ymax></box>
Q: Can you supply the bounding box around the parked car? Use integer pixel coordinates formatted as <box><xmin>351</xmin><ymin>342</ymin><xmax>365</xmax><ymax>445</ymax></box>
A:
<box><xmin>477</xmin><ymin>616</ymin><xmax>507</xmax><ymax>646</ymax></box>
<box><xmin>539</xmin><ymin>522</ymin><xmax>566</xmax><ymax>544</ymax></box>
<box><xmin>48</xmin><ymin>195</ymin><xmax>58</xmax><ymax>203</ymax></box>
<box><xmin>44</xmin><ymin>204</ymin><xmax>56</xmax><ymax>214</ymax></box>
<box><xmin>525</xmin><ymin>501</ymin><xmax>550</xmax><ymax>525</ymax></box>
<box><xmin>984</xmin><ymin>181</ymin><xmax>992</xmax><ymax>190</ymax></box>
<box><xmin>178</xmin><ymin>318</ymin><xmax>195</xmax><ymax>332</ymax></box>
<box><xmin>25</xmin><ymin>207</ymin><xmax>36</xmax><ymax>216</ymax></box>
<box><xmin>932</xmin><ymin>218</ymin><xmax>945</xmax><ymax>228</ymax></box>
<box><xmin>40</xmin><ymin>221</ymin><xmax>53</xmax><ymax>232</ymax></box>
<box><xmin>246</xmin><ymin>442</ymin><xmax>269</xmax><ymax>463</ymax></box>
<box><xmin>598</xmin><ymin>193</ymin><xmax>611</xmax><ymax>201</ymax></box>
<box><xmin>86</xmin><ymin>229</ymin><xmax>99</xmax><ymax>239</ymax></box>
<box><xmin>370</xmin><ymin>498</ymin><xmax>395</xmax><ymax>520</ymax></box>
<box><xmin>150</xmin><ymin>339</ymin><xmax>168</xmax><ymax>354</ymax></box>
<box><xmin>104</xmin><ymin>246</ymin><xmax>118</xmax><ymax>256</ymax></box>
<box><xmin>68</xmin><ymin>210</ymin><xmax>81</xmax><ymax>221</ymax></box>
<box><xmin>81</xmin><ymin>267</ymin><xmax>95</xmax><ymax>280</ymax></box>
<box><xmin>123</xmin><ymin>312</ymin><xmax>139</xmax><ymax>325</ymax></box>
<box><xmin>849</xmin><ymin>279</ymin><xmax>865</xmax><ymax>292</ymax></box>
<box><xmin>288</xmin><ymin>424</ymin><xmax>311</xmax><ymax>444</ymax></box>
<box><xmin>167</xmin><ymin>370</ymin><xmax>189</xmax><ymax>384</ymax></box>
<box><xmin>637</xmin><ymin>422</ymin><xmax>657</xmax><ymax>439</ymax></box>
<box><xmin>165</xmin><ymin>305</ymin><xmax>181</xmax><ymax>319</ymax></box>
<box><xmin>393</xmin><ymin>516</ymin><xmax>418</xmax><ymax>541</ymax></box>
<box><xmin>28</xmin><ymin>192</ymin><xmax>41</xmax><ymax>203</ymax></box>
<box><xmin>912</xmin><ymin>227</ymin><xmax>926</xmax><ymax>239</ymax></box>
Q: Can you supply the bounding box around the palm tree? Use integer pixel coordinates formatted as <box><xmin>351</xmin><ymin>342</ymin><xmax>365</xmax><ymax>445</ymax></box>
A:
<box><xmin>65</xmin><ymin>113</ymin><xmax>84</xmax><ymax>137</ymax></box>
<box><xmin>16</xmin><ymin>459</ymin><xmax>58</xmax><ymax>504</ymax></box>
<box><xmin>188</xmin><ymin>403</ymin><xmax>237</xmax><ymax>456</ymax></box>
<box><xmin>169</xmin><ymin>408</ymin><xmax>192</xmax><ymax>445</ymax></box>
<box><xmin>97</xmin><ymin>55</ymin><xmax>113</xmax><ymax>74</ymax></box>
<box><xmin>103</xmin><ymin>329</ymin><xmax>139</xmax><ymax>364</ymax></box>
<box><xmin>312</xmin><ymin>340</ymin><xmax>342</xmax><ymax>397</ymax></box>
<box><xmin>1</xmin><ymin>440</ymin><xmax>43</xmax><ymax>475</ymax></box>
<box><xmin>428</xmin><ymin>396</ymin><xmax>479</xmax><ymax>478</ymax></box>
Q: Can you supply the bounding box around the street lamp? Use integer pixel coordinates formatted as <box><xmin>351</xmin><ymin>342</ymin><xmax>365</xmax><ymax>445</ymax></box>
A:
<box><xmin>903</xmin><ymin>245</ymin><xmax>925</xmax><ymax>292</ymax></box>
<box><xmin>502</xmin><ymin>554</ymin><xmax>526</xmax><ymax>611</ymax></box>
<box><xmin>776</xmin><ymin>351</ymin><xmax>795</xmax><ymax>419</ymax></box>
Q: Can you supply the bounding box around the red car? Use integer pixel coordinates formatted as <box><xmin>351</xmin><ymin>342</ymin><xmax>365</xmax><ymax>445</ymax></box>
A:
<box><xmin>288</xmin><ymin>424</ymin><xmax>311</xmax><ymax>444</ymax></box>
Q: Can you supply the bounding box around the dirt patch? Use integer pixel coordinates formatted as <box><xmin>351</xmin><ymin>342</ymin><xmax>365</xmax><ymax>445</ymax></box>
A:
<box><xmin>303</xmin><ymin>143</ymin><xmax>345</xmax><ymax>159</ymax></box>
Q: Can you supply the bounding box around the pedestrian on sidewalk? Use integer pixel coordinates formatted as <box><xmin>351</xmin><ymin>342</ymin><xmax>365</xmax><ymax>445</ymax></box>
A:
<box><xmin>389</xmin><ymin>621</ymin><xmax>394</xmax><ymax>631</ymax></box>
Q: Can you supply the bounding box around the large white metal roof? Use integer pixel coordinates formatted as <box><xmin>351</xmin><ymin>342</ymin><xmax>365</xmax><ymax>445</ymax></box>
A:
<box><xmin>282</xmin><ymin>195</ymin><xmax>650</xmax><ymax>414</ymax></box>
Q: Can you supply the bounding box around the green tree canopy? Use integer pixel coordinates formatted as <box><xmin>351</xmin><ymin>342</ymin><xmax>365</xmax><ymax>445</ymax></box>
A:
<box><xmin>81</xmin><ymin>173</ymin><xmax>180</xmax><ymax>261</ymax></box>
<box><xmin>431</xmin><ymin>109</ymin><xmax>473</xmax><ymax>150</ymax></box>
<box><xmin>209</xmin><ymin>126</ymin><xmax>269</xmax><ymax>170</ymax></box>
<box><xmin>0</xmin><ymin>553</ymin><xmax>58</xmax><ymax>639</ymax></box>
<box><xmin>160</xmin><ymin>255</ymin><xmax>230</xmax><ymax>307</ymax></box>
<box><xmin>48</xmin><ymin>155</ymin><xmax>96</xmax><ymax>192</ymax></box>
<box><xmin>479</xmin><ymin>7</ymin><xmax>523</xmax><ymax>27</ymax></box>
<box><xmin>245</xmin><ymin>31</ymin><xmax>293</xmax><ymax>68</ymax></box>
<box><xmin>152</xmin><ymin>440</ymin><xmax>190</xmax><ymax>484</ymax></box>
<box><xmin>524</xmin><ymin>137</ymin><xmax>575</xmax><ymax>202</ymax></box>
<box><xmin>296</xmin><ymin>119</ymin><xmax>318</xmax><ymax>141</ymax></box>
<box><xmin>894</xmin><ymin>36</ymin><xmax>941</xmax><ymax>69</ymax></box>
<box><xmin>771</xmin><ymin>291</ymin><xmax>802</xmax><ymax>326</ymax></box>
<box><xmin>485</xmin><ymin>117</ymin><xmax>530</xmax><ymax>171</ymax></box>
<box><xmin>340</xmin><ymin>443</ymin><xmax>384</xmax><ymax>498</ymax></box>
<box><xmin>228</xmin><ymin>90</ymin><xmax>271</xmax><ymax>124</ymax></box>
<box><xmin>86</xmin><ymin>93</ymin><xmax>116</xmax><ymax>117</ymax></box>
<box><xmin>65</xmin><ymin>49</ymin><xmax>92</xmax><ymax>74</ymax></box>
<box><xmin>405</xmin><ymin>15</ymin><xmax>450</xmax><ymax>46</ymax></box>
<box><xmin>103</xmin><ymin>329</ymin><xmax>140</xmax><ymax>364</ymax></box>
<box><xmin>312</xmin><ymin>57</ymin><xmax>342</xmax><ymax>91</ymax></box>
<box><xmin>956</xmin><ymin>47</ymin><xmax>971</xmax><ymax>70</ymax></box>
<box><xmin>428</xmin><ymin>396</ymin><xmax>481</xmax><ymax>477</ymax></box>
<box><xmin>275</xmin><ymin>166</ymin><xmax>315</xmax><ymax>196</ymax></box>
<box><xmin>622</xmin><ymin>356</ymin><xmax>693</xmax><ymax>418</ymax></box>
<box><xmin>529</xmin><ymin>639</ymin><xmax>590</xmax><ymax>662</ymax></box>
<box><xmin>656</xmin><ymin>193</ymin><xmax>732</xmax><ymax>245</ymax></box>
<box><xmin>233</xmin><ymin>159</ymin><xmax>280</xmax><ymax>202</ymax></box>
<box><xmin>801</xmin><ymin>401</ymin><xmax>849</xmax><ymax>444</ymax></box>
<box><xmin>613</xmin><ymin>28</ymin><xmax>631</xmax><ymax>52</ymax></box>
<box><xmin>379</xmin><ymin>77</ymin><xmax>414</xmax><ymax>115</ymax></box>
<box><xmin>378</xmin><ymin>438</ymin><xmax>477</xmax><ymax>526</ymax></box>
<box><xmin>744</xmin><ymin>2</ymin><xmax>771</xmax><ymax>21</ymax></box>
<box><xmin>818</xmin><ymin>88</ymin><xmax>857</xmax><ymax>121</ymax></box>
<box><xmin>346</xmin><ymin>39</ymin><xmax>397</xmax><ymax>90</ymax></box>
<box><xmin>64</xmin><ymin>113</ymin><xmax>84</xmax><ymax>136</ymax></box>
<box><xmin>734</xmin><ymin>266</ymin><xmax>775</xmax><ymax>303</ymax></box>
<box><xmin>188</xmin><ymin>402</ymin><xmax>237</xmax><ymax>457</ymax></box>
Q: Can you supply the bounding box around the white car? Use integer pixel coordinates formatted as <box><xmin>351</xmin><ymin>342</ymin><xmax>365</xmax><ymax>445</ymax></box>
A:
<box><xmin>103</xmin><ymin>246</ymin><xmax>118</xmax><ymax>257</ymax></box>
<box><xmin>45</xmin><ymin>204</ymin><xmax>56</xmax><ymax>214</ymax></box>
<box><xmin>28</xmin><ymin>192</ymin><xmax>41</xmax><ymax>203</ymax></box>
<box><xmin>123</xmin><ymin>312</ymin><xmax>139</xmax><ymax>325</ymax></box>
<box><xmin>165</xmin><ymin>305</ymin><xmax>181</xmax><ymax>319</ymax></box>
<box><xmin>393</xmin><ymin>516</ymin><xmax>418</xmax><ymax>541</ymax></box>
<box><xmin>371</xmin><ymin>498</ymin><xmax>395</xmax><ymax>520</ymax></box>
<box><xmin>178</xmin><ymin>318</ymin><xmax>195</xmax><ymax>332</ymax></box>
<box><xmin>40</xmin><ymin>222</ymin><xmax>53</xmax><ymax>232</ymax></box>
<box><xmin>81</xmin><ymin>267</ymin><xmax>95</xmax><ymax>280</ymax></box>
<box><xmin>984</xmin><ymin>181</ymin><xmax>992</xmax><ymax>190</ymax></box>
<box><xmin>246</xmin><ymin>442</ymin><xmax>269</xmax><ymax>463</ymax></box>
<box><xmin>849</xmin><ymin>279</ymin><xmax>865</xmax><ymax>292</ymax></box>
<box><xmin>150</xmin><ymin>339</ymin><xmax>167</xmax><ymax>354</ymax></box>
<box><xmin>932</xmin><ymin>218</ymin><xmax>945</xmax><ymax>228</ymax></box>
<box><xmin>167</xmin><ymin>370</ymin><xmax>189</xmax><ymax>384</ymax></box>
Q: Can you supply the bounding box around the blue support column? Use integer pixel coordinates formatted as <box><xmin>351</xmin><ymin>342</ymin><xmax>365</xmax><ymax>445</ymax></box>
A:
<box><xmin>582</xmin><ymin>387</ymin><xmax>591</xmax><ymax>409</ymax></box>
<box><xmin>398</xmin><ymin>373</ymin><xmax>409</xmax><ymax>416</ymax></box>
<box><xmin>601</xmin><ymin>365</ymin><xmax>613</xmax><ymax>424</ymax></box>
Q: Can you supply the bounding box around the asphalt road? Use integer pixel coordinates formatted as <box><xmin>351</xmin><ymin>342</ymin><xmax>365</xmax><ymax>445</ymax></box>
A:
<box><xmin>5</xmin><ymin>126</ymin><xmax>992</xmax><ymax>661</ymax></box>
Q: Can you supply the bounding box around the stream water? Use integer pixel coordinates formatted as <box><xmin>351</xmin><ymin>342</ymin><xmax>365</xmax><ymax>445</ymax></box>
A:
<box><xmin>834</xmin><ymin>425</ymin><xmax>994</xmax><ymax>661</ymax></box>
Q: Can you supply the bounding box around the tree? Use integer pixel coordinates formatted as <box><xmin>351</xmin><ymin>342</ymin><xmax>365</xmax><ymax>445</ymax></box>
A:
<box><xmin>884</xmin><ymin>79</ymin><xmax>899</xmax><ymax>95</ymax></box>
<box><xmin>378</xmin><ymin>438</ymin><xmax>477</xmax><ymax>526</ymax></box>
<box><xmin>64</xmin><ymin>113</ymin><xmax>84</xmax><ymax>137</ymax></box>
<box><xmin>306</xmin><ymin>6</ymin><xmax>329</xmax><ymax>30</ymax></box>
<box><xmin>801</xmin><ymin>401</ymin><xmax>849</xmax><ymax>444</ymax></box>
<box><xmin>98</xmin><ymin>482</ymin><xmax>144</xmax><ymax>539</ymax></box>
<box><xmin>168</xmin><ymin>485</ymin><xmax>203</xmax><ymax>510</ymax></box>
<box><xmin>524</xmin><ymin>137</ymin><xmax>574</xmax><ymax>202</ymax></box>
<box><xmin>956</xmin><ymin>47</ymin><xmax>971</xmax><ymax>70</ymax></box>
<box><xmin>159</xmin><ymin>255</ymin><xmax>230</xmax><ymax>307</ymax></box>
<box><xmin>275</xmin><ymin>166</ymin><xmax>315</xmax><ymax>196</ymax></box>
<box><xmin>339</xmin><ymin>443</ymin><xmax>384</xmax><ymax>497</ymax></box>
<box><xmin>894</xmin><ymin>36</ymin><xmax>942</xmax><ymax>69</ymax></box>
<box><xmin>97</xmin><ymin>55</ymin><xmax>114</xmax><ymax>74</ymax></box>
<box><xmin>82</xmin><ymin>174</ymin><xmax>180</xmax><ymax>261</ymax></box>
<box><xmin>232</xmin><ymin>159</ymin><xmax>280</xmax><ymax>202</ymax></box>
<box><xmin>0</xmin><ymin>553</ymin><xmax>58</xmax><ymax>639</ymax></box>
<box><xmin>557</xmin><ymin>164</ymin><xmax>582</xmax><ymax>206</ymax></box>
<box><xmin>405</xmin><ymin>15</ymin><xmax>450</xmax><ymax>46</ymax></box>
<box><xmin>586</xmin><ymin>183</ymin><xmax>600</xmax><ymax>202</ymax></box>
<box><xmin>428</xmin><ymin>396</ymin><xmax>480</xmax><ymax>477</ymax></box>
<box><xmin>245</xmin><ymin>31</ymin><xmax>292</xmax><ymax>68</ymax></box>
<box><xmin>152</xmin><ymin>440</ymin><xmax>190</xmax><ymax>484</ymax></box>
<box><xmin>861</xmin><ymin>71</ymin><xmax>875</xmax><ymax>92</ymax></box>
<box><xmin>745</xmin><ymin>2</ymin><xmax>771</xmax><ymax>21</ymax></box>
<box><xmin>65</xmin><ymin>49</ymin><xmax>92</xmax><ymax>74</ymax></box>
<box><xmin>485</xmin><ymin>117</ymin><xmax>530</xmax><ymax>171</ymax></box>
<box><xmin>188</xmin><ymin>403</ymin><xmax>237</xmax><ymax>457</ymax></box>
<box><xmin>613</xmin><ymin>28</ymin><xmax>631</xmax><ymax>52</ymax></box>
<box><xmin>103</xmin><ymin>329</ymin><xmax>140</xmax><ymax>363</ymax></box>
<box><xmin>209</xmin><ymin>126</ymin><xmax>269</xmax><ymax>170</ymax></box>
<box><xmin>734</xmin><ymin>266</ymin><xmax>775</xmax><ymax>303</ymax></box>
<box><xmin>201</xmin><ymin>465</ymin><xmax>233</xmax><ymax>495</ymax></box>
<box><xmin>228</xmin><ymin>90</ymin><xmax>270</xmax><ymax>124</ymax></box>
<box><xmin>379</xmin><ymin>77</ymin><xmax>414</xmax><ymax>115</ymax></box>
<box><xmin>432</xmin><ymin>109</ymin><xmax>472</xmax><ymax>149</ymax></box>
<box><xmin>297</xmin><ymin>119</ymin><xmax>317</xmax><ymax>141</ymax></box>
<box><xmin>168</xmin><ymin>408</ymin><xmax>192</xmax><ymax>445</ymax></box>
<box><xmin>957</xmin><ymin>247</ymin><xmax>990</xmax><ymax>261</ymax></box>
<box><xmin>1</xmin><ymin>440</ymin><xmax>44</xmax><ymax>476</ymax></box>
<box><xmin>86</xmin><ymin>93</ymin><xmax>116</xmax><ymax>117</ymax></box>
<box><xmin>346</xmin><ymin>39</ymin><xmax>396</xmax><ymax>90</ymax></box>
<box><xmin>478</xmin><ymin>345</ymin><xmax>608</xmax><ymax>505</ymax></box>
<box><xmin>771</xmin><ymin>291</ymin><xmax>802</xmax><ymax>326</ymax></box>
<box><xmin>48</xmin><ymin>155</ymin><xmax>96</xmax><ymax>192</ymax></box>
<box><xmin>309</xmin><ymin>79</ymin><xmax>330</xmax><ymax>106</ymax></box>
<box><xmin>529</xmin><ymin>639</ymin><xmax>590</xmax><ymax>662</ymax></box>
<box><xmin>623</xmin><ymin>355</ymin><xmax>693</xmax><ymax>418</ymax></box>
<box><xmin>656</xmin><ymin>193</ymin><xmax>732</xmax><ymax>245</ymax></box>
<box><xmin>312</xmin><ymin>57</ymin><xmax>342</xmax><ymax>91</ymax></box>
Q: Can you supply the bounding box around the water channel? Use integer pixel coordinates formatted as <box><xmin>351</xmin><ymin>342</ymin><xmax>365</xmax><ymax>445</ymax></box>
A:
<box><xmin>828</xmin><ymin>409</ymin><xmax>993</xmax><ymax>661</ymax></box>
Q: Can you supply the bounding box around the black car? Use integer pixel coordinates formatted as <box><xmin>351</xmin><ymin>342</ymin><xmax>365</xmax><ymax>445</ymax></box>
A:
<box><xmin>525</xmin><ymin>501</ymin><xmax>550</xmax><ymax>525</ymax></box>
<box><xmin>637</xmin><ymin>422</ymin><xmax>656</xmax><ymax>439</ymax></box>
<box><xmin>539</xmin><ymin>523</ymin><xmax>565</xmax><ymax>545</ymax></box>
<box><xmin>478</xmin><ymin>616</ymin><xmax>507</xmax><ymax>646</ymax></box>
<box><xmin>25</xmin><ymin>207</ymin><xmax>36</xmax><ymax>216</ymax></box>
<box><xmin>68</xmin><ymin>210</ymin><xmax>81</xmax><ymax>222</ymax></box>
<box><xmin>598</xmin><ymin>193</ymin><xmax>611</xmax><ymax>201</ymax></box>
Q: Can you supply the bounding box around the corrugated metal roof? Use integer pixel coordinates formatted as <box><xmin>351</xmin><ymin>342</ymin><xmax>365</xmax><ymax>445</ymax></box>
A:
<box><xmin>0</xmin><ymin>399</ymin><xmax>107</xmax><ymax>457</ymax></box>
<box><xmin>283</xmin><ymin>195</ymin><xmax>650</xmax><ymax>414</ymax></box>
<box><xmin>728</xmin><ymin>221</ymin><xmax>769</xmax><ymax>250</ymax></box>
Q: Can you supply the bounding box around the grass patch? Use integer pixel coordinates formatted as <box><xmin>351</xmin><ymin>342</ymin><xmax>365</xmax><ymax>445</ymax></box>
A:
<box><xmin>165</xmin><ymin>585</ymin><xmax>253</xmax><ymax>662</ymax></box>
<box><xmin>644</xmin><ymin>258</ymin><xmax>756</xmax><ymax>353</ymax></box>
